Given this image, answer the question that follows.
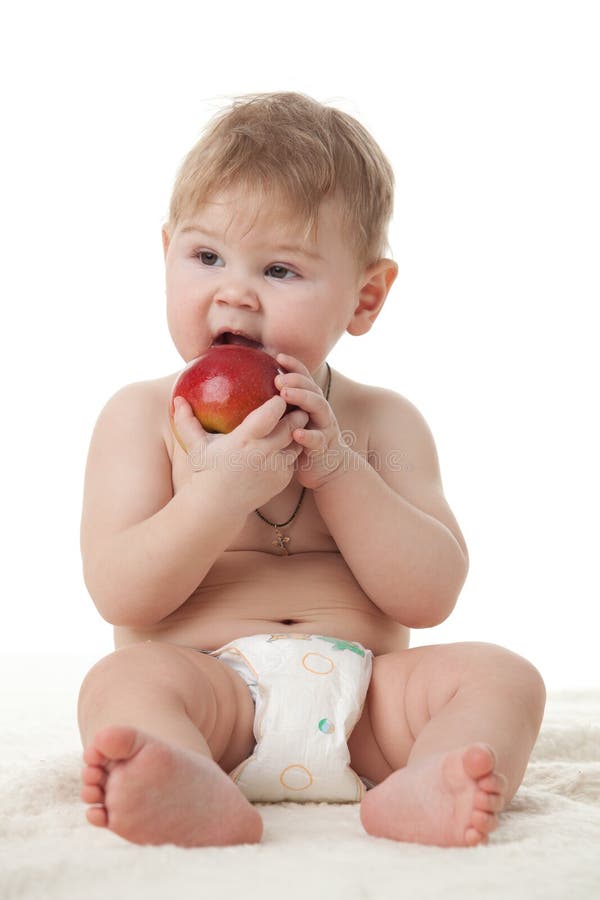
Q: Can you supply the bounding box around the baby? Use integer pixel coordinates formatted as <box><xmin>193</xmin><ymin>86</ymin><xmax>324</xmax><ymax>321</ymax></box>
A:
<box><xmin>77</xmin><ymin>91</ymin><xmax>546</xmax><ymax>849</ymax></box>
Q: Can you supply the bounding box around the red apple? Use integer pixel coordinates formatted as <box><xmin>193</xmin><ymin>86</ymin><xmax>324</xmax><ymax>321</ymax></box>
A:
<box><xmin>170</xmin><ymin>345</ymin><xmax>295</xmax><ymax>444</ymax></box>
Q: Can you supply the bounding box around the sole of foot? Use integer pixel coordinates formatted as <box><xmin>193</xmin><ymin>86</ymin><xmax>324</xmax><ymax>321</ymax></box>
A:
<box><xmin>80</xmin><ymin>725</ymin><xmax>263</xmax><ymax>847</ymax></box>
<box><xmin>360</xmin><ymin>742</ymin><xmax>508</xmax><ymax>847</ymax></box>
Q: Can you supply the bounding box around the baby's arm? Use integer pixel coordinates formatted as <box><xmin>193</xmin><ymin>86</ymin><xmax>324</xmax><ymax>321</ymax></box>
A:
<box><xmin>313</xmin><ymin>388</ymin><xmax>468</xmax><ymax>628</ymax></box>
<box><xmin>80</xmin><ymin>383</ymin><xmax>305</xmax><ymax>628</ymax></box>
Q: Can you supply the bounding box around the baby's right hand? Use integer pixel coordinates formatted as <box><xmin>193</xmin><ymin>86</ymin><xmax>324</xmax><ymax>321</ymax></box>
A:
<box><xmin>172</xmin><ymin>395</ymin><xmax>309</xmax><ymax>511</ymax></box>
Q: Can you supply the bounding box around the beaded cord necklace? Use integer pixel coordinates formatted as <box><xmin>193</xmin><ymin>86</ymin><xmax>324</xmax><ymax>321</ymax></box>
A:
<box><xmin>254</xmin><ymin>361</ymin><xmax>331</xmax><ymax>554</ymax></box>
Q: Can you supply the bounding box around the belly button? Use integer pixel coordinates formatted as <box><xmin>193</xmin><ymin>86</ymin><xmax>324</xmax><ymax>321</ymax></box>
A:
<box><xmin>280</xmin><ymin>619</ymin><xmax>296</xmax><ymax>626</ymax></box>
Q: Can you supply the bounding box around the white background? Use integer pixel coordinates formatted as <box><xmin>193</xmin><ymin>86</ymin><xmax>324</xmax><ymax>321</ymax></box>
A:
<box><xmin>1</xmin><ymin>1</ymin><xmax>598</xmax><ymax>689</ymax></box>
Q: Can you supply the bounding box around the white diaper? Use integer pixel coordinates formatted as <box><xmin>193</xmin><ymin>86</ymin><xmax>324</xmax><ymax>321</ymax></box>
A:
<box><xmin>206</xmin><ymin>633</ymin><xmax>373</xmax><ymax>803</ymax></box>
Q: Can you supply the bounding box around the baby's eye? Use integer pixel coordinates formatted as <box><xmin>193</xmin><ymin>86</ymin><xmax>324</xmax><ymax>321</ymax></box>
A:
<box><xmin>197</xmin><ymin>250</ymin><xmax>223</xmax><ymax>267</ymax></box>
<box><xmin>266</xmin><ymin>264</ymin><xmax>296</xmax><ymax>280</ymax></box>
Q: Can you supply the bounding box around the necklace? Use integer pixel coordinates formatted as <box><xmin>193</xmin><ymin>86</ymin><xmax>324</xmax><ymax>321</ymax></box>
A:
<box><xmin>255</xmin><ymin>361</ymin><xmax>332</xmax><ymax>555</ymax></box>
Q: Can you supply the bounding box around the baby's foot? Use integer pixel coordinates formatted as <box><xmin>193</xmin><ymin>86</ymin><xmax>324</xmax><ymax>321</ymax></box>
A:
<box><xmin>80</xmin><ymin>725</ymin><xmax>262</xmax><ymax>847</ymax></box>
<box><xmin>360</xmin><ymin>743</ymin><xmax>507</xmax><ymax>847</ymax></box>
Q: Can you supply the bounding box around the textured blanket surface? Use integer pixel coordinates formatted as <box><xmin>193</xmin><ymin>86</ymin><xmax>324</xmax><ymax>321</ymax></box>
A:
<box><xmin>1</xmin><ymin>653</ymin><xmax>599</xmax><ymax>900</ymax></box>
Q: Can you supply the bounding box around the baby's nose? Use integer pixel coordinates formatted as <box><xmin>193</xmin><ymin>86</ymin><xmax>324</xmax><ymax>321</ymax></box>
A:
<box><xmin>214</xmin><ymin>280</ymin><xmax>259</xmax><ymax>308</ymax></box>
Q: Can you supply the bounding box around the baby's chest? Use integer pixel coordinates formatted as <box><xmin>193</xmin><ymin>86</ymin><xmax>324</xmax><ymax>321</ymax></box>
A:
<box><xmin>170</xmin><ymin>458</ymin><xmax>343</xmax><ymax>555</ymax></box>
<box><xmin>168</xmin><ymin>405</ymin><xmax>369</xmax><ymax>556</ymax></box>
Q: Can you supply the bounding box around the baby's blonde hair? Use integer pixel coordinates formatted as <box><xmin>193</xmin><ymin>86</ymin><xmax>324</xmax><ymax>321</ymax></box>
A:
<box><xmin>166</xmin><ymin>92</ymin><xmax>395</xmax><ymax>272</ymax></box>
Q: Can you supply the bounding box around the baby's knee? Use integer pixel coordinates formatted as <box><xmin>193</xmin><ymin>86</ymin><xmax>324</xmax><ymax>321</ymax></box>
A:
<box><xmin>511</xmin><ymin>653</ymin><xmax>546</xmax><ymax>719</ymax></box>
<box><xmin>78</xmin><ymin>643</ymin><xmax>159</xmax><ymax>707</ymax></box>
<box><xmin>78</xmin><ymin>647</ymin><xmax>128</xmax><ymax>711</ymax></box>
<box><xmin>464</xmin><ymin>642</ymin><xmax>546</xmax><ymax>717</ymax></box>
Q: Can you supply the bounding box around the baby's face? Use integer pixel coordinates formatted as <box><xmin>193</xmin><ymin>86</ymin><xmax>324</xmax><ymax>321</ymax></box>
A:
<box><xmin>162</xmin><ymin>188</ymin><xmax>364</xmax><ymax>382</ymax></box>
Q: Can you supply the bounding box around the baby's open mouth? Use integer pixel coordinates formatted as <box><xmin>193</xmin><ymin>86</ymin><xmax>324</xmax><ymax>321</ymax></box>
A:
<box><xmin>212</xmin><ymin>332</ymin><xmax>265</xmax><ymax>351</ymax></box>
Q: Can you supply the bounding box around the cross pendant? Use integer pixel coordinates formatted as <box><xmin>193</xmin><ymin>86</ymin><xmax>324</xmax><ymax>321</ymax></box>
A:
<box><xmin>273</xmin><ymin>527</ymin><xmax>290</xmax><ymax>554</ymax></box>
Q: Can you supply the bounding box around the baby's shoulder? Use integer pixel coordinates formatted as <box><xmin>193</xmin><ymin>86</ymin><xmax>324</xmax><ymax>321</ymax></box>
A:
<box><xmin>336</xmin><ymin>370</ymin><xmax>417</xmax><ymax>428</ymax></box>
<box><xmin>340</xmin><ymin>375</ymin><xmax>434</xmax><ymax>468</ymax></box>
<box><xmin>96</xmin><ymin>372</ymin><xmax>178</xmax><ymax>455</ymax></box>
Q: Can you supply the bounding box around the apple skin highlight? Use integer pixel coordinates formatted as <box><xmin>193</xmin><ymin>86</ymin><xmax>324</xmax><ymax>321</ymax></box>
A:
<box><xmin>169</xmin><ymin>345</ymin><xmax>295</xmax><ymax>448</ymax></box>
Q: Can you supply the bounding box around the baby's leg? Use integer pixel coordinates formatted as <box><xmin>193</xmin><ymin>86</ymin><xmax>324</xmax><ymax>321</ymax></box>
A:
<box><xmin>77</xmin><ymin>641</ymin><xmax>261</xmax><ymax>847</ymax></box>
<box><xmin>356</xmin><ymin>642</ymin><xmax>546</xmax><ymax>847</ymax></box>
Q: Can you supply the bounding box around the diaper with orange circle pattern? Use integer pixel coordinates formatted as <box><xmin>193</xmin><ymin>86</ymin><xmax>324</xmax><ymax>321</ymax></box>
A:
<box><xmin>207</xmin><ymin>633</ymin><xmax>373</xmax><ymax>803</ymax></box>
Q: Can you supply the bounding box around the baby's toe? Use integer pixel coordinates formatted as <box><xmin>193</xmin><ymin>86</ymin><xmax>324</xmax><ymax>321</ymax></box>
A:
<box><xmin>83</xmin><ymin>745</ymin><xmax>108</xmax><ymax>767</ymax></box>
<box><xmin>465</xmin><ymin>826</ymin><xmax>488</xmax><ymax>847</ymax></box>
<box><xmin>477</xmin><ymin>771</ymin><xmax>507</xmax><ymax>795</ymax></box>
<box><xmin>82</xmin><ymin>765</ymin><xmax>107</xmax><ymax>788</ymax></box>
<box><xmin>475</xmin><ymin>789</ymin><xmax>505</xmax><ymax>813</ymax></box>
<box><xmin>81</xmin><ymin>784</ymin><xmax>104</xmax><ymax>804</ymax></box>
<box><xmin>471</xmin><ymin>809</ymin><xmax>498</xmax><ymax>835</ymax></box>
<box><xmin>86</xmin><ymin>805</ymin><xmax>108</xmax><ymax>828</ymax></box>
<box><xmin>463</xmin><ymin>743</ymin><xmax>496</xmax><ymax>781</ymax></box>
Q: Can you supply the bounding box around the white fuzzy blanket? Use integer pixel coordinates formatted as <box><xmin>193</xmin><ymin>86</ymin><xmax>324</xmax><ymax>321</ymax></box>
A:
<box><xmin>1</xmin><ymin>654</ymin><xmax>599</xmax><ymax>900</ymax></box>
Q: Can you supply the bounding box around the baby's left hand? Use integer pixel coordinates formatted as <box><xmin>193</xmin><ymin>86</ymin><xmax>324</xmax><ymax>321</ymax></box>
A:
<box><xmin>274</xmin><ymin>353</ymin><xmax>350</xmax><ymax>491</ymax></box>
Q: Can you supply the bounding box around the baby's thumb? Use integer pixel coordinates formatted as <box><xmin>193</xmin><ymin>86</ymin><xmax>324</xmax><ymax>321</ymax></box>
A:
<box><xmin>170</xmin><ymin>396</ymin><xmax>208</xmax><ymax>456</ymax></box>
<box><xmin>240</xmin><ymin>394</ymin><xmax>287</xmax><ymax>439</ymax></box>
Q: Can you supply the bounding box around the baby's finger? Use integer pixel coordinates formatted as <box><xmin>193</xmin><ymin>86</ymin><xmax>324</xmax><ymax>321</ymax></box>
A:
<box><xmin>280</xmin><ymin>441</ymin><xmax>305</xmax><ymax>471</ymax></box>
<box><xmin>291</xmin><ymin>426</ymin><xmax>323</xmax><ymax>448</ymax></box>
<box><xmin>171</xmin><ymin>396</ymin><xmax>208</xmax><ymax>454</ymax></box>
<box><xmin>280</xmin><ymin>385</ymin><xmax>331</xmax><ymax>429</ymax></box>
<box><xmin>277</xmin><ymin>409</ymin><xmax>310</xmax><ymax>444</ymax></box>
<box><xmin>275</xmin><ymin>352</ymin><xmax>311</xmax><ymax>377</ymax></box>
<box><xmin>239</xmin><ymin>394</ymin><xmax>287</xmax><ymax>440</ymax></box>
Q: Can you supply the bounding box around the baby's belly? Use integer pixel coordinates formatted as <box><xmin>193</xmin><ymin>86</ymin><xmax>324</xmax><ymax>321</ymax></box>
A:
<box><xmin>114</xmin><ymin>550</ymin><xmax>410</xmax><ymax>657</ymax></box>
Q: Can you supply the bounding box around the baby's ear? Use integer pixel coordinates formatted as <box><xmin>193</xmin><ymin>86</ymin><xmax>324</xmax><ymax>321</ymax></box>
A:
<box><xmin>161</xmin><ymin>226</ymin><xmax>171</xmax><ymax>260</ymax></box>
<box><xmin>347</xmin><ymin>259</ymin><xmax>398</xmax><ymax>336</ymax></box>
